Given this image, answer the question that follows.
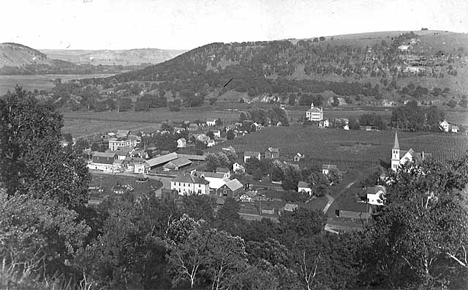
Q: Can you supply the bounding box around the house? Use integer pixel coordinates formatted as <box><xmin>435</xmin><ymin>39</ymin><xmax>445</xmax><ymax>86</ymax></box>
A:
<box><xmin>163</xmin><ymin>158</ymin><xmax>192</xmax><ymax>171</ymax></box>
<box><xmin>177</xmin><ymin>138</ymin><xmax>187</xmax><ymax>148</ymax></box>
<box><xmin>293</xmin><ymin>153</ymin><xmax>305</xmax><ymax>162</ymax></box>
<box><xmin>193</xmin><ymin>171</ymin><xmax>228</xmax><ymax>191</ymax></box>
<box><xmin>212</xmin><ymin>130</ymin><xmax>221</xmax><ymax>138</ymax></box>
<box><xmin>451</xmin><ymin>126</ymin><xmax>459</xmax><ymax>133</ymax></box>
<box><xmin>89</xmin><ymin>152</ymin><xmax>117</xmax><ymax>172</ymax></box>
<box><xmin>114</xmin><ymin>146</ymin><xmax>133</xmax><ymax>160</ymax></box>
<box><xmin>284</xmin><ymin>203</ymin><xmax>299</xmax><ymax>212</ymax></box>
<box><xmin>217</xmin><ymin>179</ymin><xmax>244</xmax><ymax>198</ymax></box>
<box><xmin>264</xmin><ymin>147</ymin><xmax>280</xmax><ymax>159</ymax></box>
<box><xmin>207</xmin><ymin>139</ymin><xmax>216</xmax><ymax>147</ymax></box>
<box><xmin>216</xmin><ymin>167</ymin><xmax>231</xmax><ymax>178</ymax></box>
<box><xmin>297</xmin><ymin>181</ymin><xmax>312</xmax><ymax>195</ymax></box>
<box><xmin>391</xmin><ymin>132</ymin><xmax>432</xmax><ymax>172</ymax></box>
<box><xmin>335</xmin><ymin>202</ymin><xmax>372</xmax><ymax>221</ymax></box>
<box><xmin>174</xmin><ymin>127</ymin><xmax>186</xmax><ymax>133</ymax></box>
<box><xmin>439</xmin><ymin>120</ymin><xmax>450</xmax><ymax>132</ymax></box>
<box><xmin>322</xmin><ymin>164</ymin><xmax>338</xmax><ymax>175</ymax></box>
<box><xmin>233</xmin><ymin>162</ymin><xmax>245</xmax><ymax>174</ymax></box>
<box><xmin>170</xmin><ymin>173</ymin><xmax>210</xmax><ymax>195</ymax></box>
<box><xmin>109</xmin><ymin>138</ymin><xmax>138</xmax><ymax>151</ymax></box>
<box><xmin>365</xmin><ymin>185</ymin><xmax>386</xmax><ymax>206</ymax></box>
<box><xmin>239</xmin><ymin>191</ymin><xmax>257</xmax><ymax>202</ymax></box>
<box><xmin>244</xmin><ymin>151</ymin><xmax>261</xmax><ymax>163</ymax></box>
<box><xmin>195</xmin><ymin>134</ymin><xmax>210</xmax><ymax>144</ymax></box>
<box><xmin>305</xmin><ymin>104</ymin><xmax>323</xmax><ymax>122</ymax></box>
<box><xmin>318</xmin><ymin>119</ymin><xmax>330</xmax><ymax>128</ymax></box>
<box><xmin>121</xmin><ymin>156</ymin><xmax>146</xmax><ymax>173</ymax></box>
<box><xmin>206</xmin><ymin>119</ymin><xmax>217</xmax><ymax>126</ymax></box>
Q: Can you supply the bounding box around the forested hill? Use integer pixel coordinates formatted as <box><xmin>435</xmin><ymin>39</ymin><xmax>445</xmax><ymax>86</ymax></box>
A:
<box><xmin>91</xmin><ymin>30</ymin><xmax>468</xmax><ymax>106</ymax></box>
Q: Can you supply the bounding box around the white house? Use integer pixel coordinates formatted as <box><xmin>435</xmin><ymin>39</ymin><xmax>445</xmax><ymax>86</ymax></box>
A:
<box><xmin>298</xmin><ymin>181</ymin><xmax>312</xmax><ymax>195</ymax></box>
<box><xmin>366</xmin><ymin>185</ymin><xmax>386</xmax><ymax>206</ymax></box>
<box><xmin>244</xmin><ymin>151</ymin><xmax>261</xmax><ymax>163</ymax></box>
<box><xmin>88</xmin><ymin>152</ymin><xmax>118</xmax><ymax>172</ymax></box>
<box><xmin>177</xmin><ymin>138</ymin><xmax>187</xmax><ymax>148</ymax></box>
<box><xmin>206</xmin><ymin>119</ymin><xmax>216</xmax><ymax>126</ymax></box>
<box><xmin>305</xmin><ymin>104</ymin><xmax>323</xmax><ymax>122</ymax></box>
<box><xmin>322</xmin><ymin>164</ymin><xmax>337</xmax><ymax>175</ymax></box>
<box><xmin>439</xmin><ymin>120</ymin><xmax>450</xmax><ymax>132</ymax></box>
<box><xmin>170</xmin><ymin>173</ymin><xmax>210</xmax><ymax>195</ymax></box>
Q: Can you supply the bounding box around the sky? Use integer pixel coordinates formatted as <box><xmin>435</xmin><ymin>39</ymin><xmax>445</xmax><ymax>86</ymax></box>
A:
<box><xmin>1</xmin><ymin>0</ymin><xmax>467</xmax><ymax>50</ymax></box>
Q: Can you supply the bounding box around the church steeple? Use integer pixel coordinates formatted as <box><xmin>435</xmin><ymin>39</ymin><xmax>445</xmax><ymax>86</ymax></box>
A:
<box><xmin>391</xmin><ymin>131</ymin><xmax>400</xmax><ymax>172</ymax></box>
<box><xmin>393</xmin><ymin>131</ymin><xmax>399</xmax><ymax>149</ymax></box>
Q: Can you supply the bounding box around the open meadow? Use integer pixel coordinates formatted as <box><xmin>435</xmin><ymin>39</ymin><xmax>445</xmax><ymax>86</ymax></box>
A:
<box><xmin>0</xmin><ymin>74</ymin><xmax>115</xmax><ymax>96</ymax></box>
<box><xmin>212</xmin><ymin>124</ymin><xmax>468</xmax><ymax>168</ymax></box>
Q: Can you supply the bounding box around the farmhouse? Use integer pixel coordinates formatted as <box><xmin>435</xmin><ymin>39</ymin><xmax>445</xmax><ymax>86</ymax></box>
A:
<box><xmin>193</xmin><ymin>171</ymin><xmax>229</xmax><ymax>192</ymax></box>
<box><xmin>170</xmin><ymin>173</ymin><xmax>210</xmax><ymax>195</ymax></box>
<box><xmin>322</xmin><ymin>164</ymin><xmax>338</xmax><ymax>175</ymax></box>
<box><xmin>439</xmin><ymin>120</ymin><xmax>450</xmax><ymax>132</ymax></box>
<box><xmin>365</xmin><ymin>185</ymin><xmax>386</xmax><ymax>206</ymax></box>
<box><xmin>264</xmin><ymin>147</ymin><xmax>280</xmax><ymax>159</ymax></box>
<box><xmin>284</xmin><ymin>203</ymin><xmax>299</xmax><ymax>212</ymax></box>
<box><xmin>244</xmin><ymin>151</ymin><xmax>261</xmax><ymax>163</ymax></box>
<box><xmin>305</xmin><ymin>104</ymin><xmax>323</xmax><ymax>122</ymax></box>
<box><xmin>297</xmin><ymin>181</ymin><xmax>312</xmax><ymax>195</ymax></box>
<box><xmin>216</xmin><ymin>167</ymin><xmax>231</xmax><ymax>178</ymax></box>
<box><xmin>212</xmin><ymin>130</ymin><xmax>221</xmax><ymax>138</ymax></box>
<box><xmin>391</xmin><ymin>132</ymin><xmax>432</xmax><ymax>172</ymax></box>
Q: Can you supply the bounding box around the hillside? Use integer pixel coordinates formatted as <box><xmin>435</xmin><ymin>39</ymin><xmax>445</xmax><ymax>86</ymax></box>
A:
<box><xmin>41</xmin><ymin>48</ymin><xmax>186</xmax><ymax>66</ymax></box>
<box><xmin>0</xmin><ymin>42</ymin><xmax>56</xmax><ymax>71</ymax></box>
<box><xmin>42</xmin><ymin>30</ymin><xmax>468</xmax><ymax>112</ymax></box>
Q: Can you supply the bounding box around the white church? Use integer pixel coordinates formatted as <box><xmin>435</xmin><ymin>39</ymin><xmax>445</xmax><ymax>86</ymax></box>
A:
<box><xmin>391</xmin><ymin>132</ymin><xmax>431</xmax><ymax>172</ymax></box>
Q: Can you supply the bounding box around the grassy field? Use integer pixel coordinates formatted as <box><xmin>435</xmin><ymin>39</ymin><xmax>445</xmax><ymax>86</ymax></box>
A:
<box><xmin>89</xmin><ymin>172</ymin><xmax>163</xmax><ymax>198</ymax></box>
<box><xmin>211</xmin><ymin>125</ymin><xmax>468</xmax><ymax>167</ymax></box>
<box><xmin>0</xmin><ymin>74</ymin><xmax>115</xmax><ymax>96</ymax></box>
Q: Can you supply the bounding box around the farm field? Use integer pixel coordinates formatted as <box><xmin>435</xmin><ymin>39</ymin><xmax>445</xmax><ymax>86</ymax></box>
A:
<box><xmin>62</xmin><ymin>106</ymin><xmax>242</xmax><ymax>137</ymax></box>
<box><xmin>211</xmin><ymin>125</ymin><xmax>468</xmax><ymax>167</ymax></box>
<box><xmin>0</xmin><ymin>74</ymin><xmax>115</xmax><ymax>96</ymax></box>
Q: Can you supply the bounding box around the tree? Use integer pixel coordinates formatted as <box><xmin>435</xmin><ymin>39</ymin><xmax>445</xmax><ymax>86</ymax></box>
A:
<box><xmin>349</xmin><ymin>118</ymin><xmax>360</xmax><ymax>130</ymax></box>
<box><xmin>306</xmin><ymin>172</ymin><xmax>329</xmax><ymax>197</ymax></box>
<box><xmin>215</xmin><ymin>118</ymin><xmax>223</xmax><ymax>126</ymax></box>
<box><xmin>226</xmin><ymin>130</ymin><xmax>235</xmax><ymax>140</ymax></box>
<box><xmin>447</xmin><ymin>99</ymin><xmax>458</xmax><ymax>108</ymax></box>
<box><xmin>0</xmin><ymin>87</ymin><xmax>91</xmax><ymax>207</ymax></box>
<box><xmin>327</xmin><ymin>168</ymin><xmax>343</xmax><ymax>185</ymax></box>
<box><xmin>359</xmin><ymin>158</ymin><xmax>468</xmax><ymax>289</ymax></box>
<box><xmin>206</xmin><ymin>130</ymin><xmax>215</xmax><ymax>140</ymax></box>
<box><xmin>205</xmin><ymin>153</ymin><xmax>220</xmax><ymax>172</ymax></box>
<box><xmin>63</xmin><ymin>132</ymin><xmax>73</xmax><ymax>143</ymax></box>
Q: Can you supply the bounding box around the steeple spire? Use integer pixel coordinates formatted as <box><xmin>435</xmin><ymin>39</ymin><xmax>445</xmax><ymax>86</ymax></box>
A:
<box><xmin>393</xmin><ymin>131</ymin><xmax>399</xmax><ymax>149</ymax></box>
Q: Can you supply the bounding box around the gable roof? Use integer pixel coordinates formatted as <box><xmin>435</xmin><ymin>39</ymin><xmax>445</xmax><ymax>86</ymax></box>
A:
<box><xmin>298</xmin><ymin>181</ymin><xmax>310</xmax><ymax>188</ymax></box>
<box><xmin>145</xmin><ymin>152</ymin><xmax>178</xmax><ymax>167</ymax></box>
<box><xmin>177</xmin><ymin>154</ymin><xmax>206</xmax><ymax>161</ymax></box>
<box><xmin>266</xmin><ymin>147</ymin><xmax>279</xmax><ymax>153</ymax></box>
<box><xmin>216</xmin><ymin>167</ymin><xmax>230</xmax><ymax>173</ymax></box>
<box><xmin>322</xmin><ymin>164</ymin><xmax>337</xmax><ymax>170</ymax></box>
<box><xmin>366</xmin><ymin>185</ymin><xmax>386</xmax><ymax>195</ymax></box>
<box><xmin>93</xmin><ymin>152</ymin><xmax>117</xmax><ymax>158</ymax></box>
<box><xmin>244</xmin><ymin>151</ymin><xmax>261</xmax><ymax>157</ymax></box>
<box><xmin>225</xmin><ymin>179</ymin><xmax>243</xmax><ymax>191</ymax></box>
<box><xmin>172</xmin><ymin>173</ymin><xmax>209</xmax><ymax>185</ymax></box>
<box><xmin>168</xmin><ymin>158</ymin><xmax>192</xmax><ymax>168</ymax></box>
<box><xmin>222</xmin><ymin>146</ymin><xmax>236</xmax><ymax>153</ymax></box>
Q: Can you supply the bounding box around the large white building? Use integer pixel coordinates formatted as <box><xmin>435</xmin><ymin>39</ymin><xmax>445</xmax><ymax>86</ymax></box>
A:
<box><xmin>305</xmin><ymin>104</ymin><xmax>323</xmax><ymax>122</ymax></box>
<box><xmin>170</xmin><ymin>173</ymin><xmax>210</xmax><ymax>195</ymax></box>
<box><xmin>109</xmin><ymin>137</ymin><xmax>138</xmax><ymax>151</ymax></box>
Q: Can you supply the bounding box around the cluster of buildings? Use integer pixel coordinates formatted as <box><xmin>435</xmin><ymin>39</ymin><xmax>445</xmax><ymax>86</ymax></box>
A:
<box><xmin>439</xmin><ymin>120</ymin><xmax>459</xmax><ymax>133</ymax></box>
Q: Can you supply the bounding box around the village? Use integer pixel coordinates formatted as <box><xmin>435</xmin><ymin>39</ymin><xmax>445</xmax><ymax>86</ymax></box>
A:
<box><xmin>71</xmin><ymin>102</ymin><xmax>457</xmax><ymax>233</ymax></box>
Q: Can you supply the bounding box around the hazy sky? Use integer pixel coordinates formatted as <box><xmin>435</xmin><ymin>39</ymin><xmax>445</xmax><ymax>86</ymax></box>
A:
<box><xmin>1</xmin><ymin>0</ymin><xmax>467</xmax><ymax>50</ymax></box>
